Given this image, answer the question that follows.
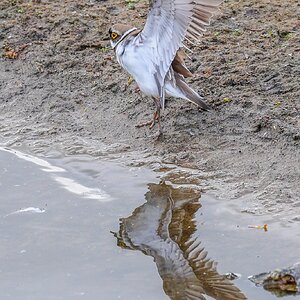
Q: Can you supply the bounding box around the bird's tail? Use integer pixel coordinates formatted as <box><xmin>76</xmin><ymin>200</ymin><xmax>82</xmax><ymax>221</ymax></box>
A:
<box><xmin>175</xmin><ymin>74</ymin><xmax>210</xmax><ymax>111</ymax></box>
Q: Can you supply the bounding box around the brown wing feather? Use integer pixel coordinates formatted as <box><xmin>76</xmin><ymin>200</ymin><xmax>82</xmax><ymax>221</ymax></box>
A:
<box><xmin>174</xmin><ymin>72</ymin><xmax>210</xmax><ymax>110</ymax></box>
<box><xmin>171</xmin><ymin>49</ymin><xmax>193</xmax><ymax>78</ymax></box>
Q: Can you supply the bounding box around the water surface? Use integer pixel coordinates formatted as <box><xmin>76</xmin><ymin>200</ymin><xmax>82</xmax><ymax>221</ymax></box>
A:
<box><xmin>0</xmin><ymin>147</ymin><xmax>299</xmax><ymax>300</ymax></box>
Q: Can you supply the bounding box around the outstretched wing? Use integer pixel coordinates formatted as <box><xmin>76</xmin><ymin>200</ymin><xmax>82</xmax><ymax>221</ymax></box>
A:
<box><xmin>183</xmin><ymin>238</ymin><xmax>248</xmax><ymax>300</ymax></box>
<box><xmin>137</xmin><ymin>0</ymin><xmax>222</xmax><ymax>101</ymax></box>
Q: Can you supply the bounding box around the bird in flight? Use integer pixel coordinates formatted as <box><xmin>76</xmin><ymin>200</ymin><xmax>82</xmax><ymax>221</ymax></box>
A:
<box><xmin>109</xmin><ymin>0</ymin><xmax>223</xmax><ymax>137</ymax></box>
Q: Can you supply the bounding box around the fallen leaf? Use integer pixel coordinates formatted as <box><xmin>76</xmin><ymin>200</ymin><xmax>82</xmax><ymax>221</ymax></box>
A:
<box><xmin>248</xmin><ymin>224</ymin><xmax>268</xmax><ymax>232</ymax></box>
<box><xmin>203</xmin><ymin>67</ymin><xmax>213</xmax><ymax>78</ymax></box>
<box><xmin>127</xmin><ymin>77</ymin><xmax>134</xmax><ymax>86</ymax></box>
<box><xmin>223</xmin><ymin>97</ymin><xmax>232</xmax><ymax>103</ymax></box>
<box><xmin>4</xmin><ymin>49</ymin><xmax>18</xmax><ymax>59</ymax></box>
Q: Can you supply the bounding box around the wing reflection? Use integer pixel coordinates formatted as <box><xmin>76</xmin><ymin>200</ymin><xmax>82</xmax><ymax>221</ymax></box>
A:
<box><xmin>114</xmin><ymin>182</ymin><xmax>247</xmax><ymax>300</ymax></box>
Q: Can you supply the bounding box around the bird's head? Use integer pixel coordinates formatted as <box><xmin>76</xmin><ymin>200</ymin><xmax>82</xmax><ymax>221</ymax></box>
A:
<box><xmin>109</xmin><ymin>24</ymin><xmax>138</xmax><ymax>49</ymax></box>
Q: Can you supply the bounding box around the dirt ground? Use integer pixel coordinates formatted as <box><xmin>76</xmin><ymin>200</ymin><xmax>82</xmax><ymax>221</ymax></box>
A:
<box><xmin>0</xmin><ymin>0</ymin><xmax>299</xmax><ymax>222</ymax></box>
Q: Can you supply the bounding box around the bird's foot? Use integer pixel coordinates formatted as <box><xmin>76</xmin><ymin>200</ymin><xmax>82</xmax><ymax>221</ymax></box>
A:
<box><xmin>135</xmin><ymin>112</ymin><xmax>159</xmax><ymax>129</ymax></box>
<box><xmin>135</xmin><ymin>110</ymin><xmax>163</xmax><ymax>140</ymax></box>
<box><xmin>135</xmin><ymin>119</ymin><xmax>155</xmax><ymax>128</ymax></box>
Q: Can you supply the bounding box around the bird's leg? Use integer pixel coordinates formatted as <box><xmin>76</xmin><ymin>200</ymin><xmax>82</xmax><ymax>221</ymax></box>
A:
<box><xmin>149</xmin><ymin>111</ymin><xmax>159</xmax><ymax>129</ymax></box>
<box><xmin>135</xmin><ymin>97</ymin><xmax>160</xmax><ymax>129</ymax></box>
<box><xmin>154</xmin><ymin>98</ymin><xmax>163</xmax><ymax>138</ymax></box>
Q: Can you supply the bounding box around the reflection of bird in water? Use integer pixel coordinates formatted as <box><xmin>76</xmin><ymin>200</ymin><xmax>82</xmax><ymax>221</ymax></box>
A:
<box><xmin>113</xmin><ymin>182</ymin><xmax>247</xmax><ymax>300</ymax></box>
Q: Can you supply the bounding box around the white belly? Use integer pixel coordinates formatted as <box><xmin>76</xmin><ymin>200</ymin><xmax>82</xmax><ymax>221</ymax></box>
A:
<box><xmin>117</xmin><ymin>44</ymin><xmax>159</xmax><ymax>97</ymax></box>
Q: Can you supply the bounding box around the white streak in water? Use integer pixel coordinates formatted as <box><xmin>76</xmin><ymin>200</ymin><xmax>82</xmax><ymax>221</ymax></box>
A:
<box><xmin>0</xmin><ymin>147</ymin><xmax>113</xmax><ymax>202</ymax></box>
<box><xmin>54</xmin><ymin>176</ymin><xmax>112</xmax><ymax>201</ymax></box>
<box><xmin>5</xmin><ymin>207</ymin><xmax>46</xmax><ymax>217</ymax></box>
<box><xmin>0</xmin><ymin>147</ymin><xmax>65</xmax><ymax>173</ymax></box>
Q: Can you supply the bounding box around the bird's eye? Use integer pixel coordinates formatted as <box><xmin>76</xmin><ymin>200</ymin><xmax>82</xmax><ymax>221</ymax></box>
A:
<box><xmin>111</xmin><ymin>32</ymin><xmax>119</xmax><ymax>40</ymax></box>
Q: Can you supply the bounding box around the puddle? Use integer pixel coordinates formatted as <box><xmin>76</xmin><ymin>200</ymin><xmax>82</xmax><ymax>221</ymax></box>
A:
<box><xmin>0</xmin><ymin>147</ymin><xmax>299</xmax><ymax>300</ymax></box>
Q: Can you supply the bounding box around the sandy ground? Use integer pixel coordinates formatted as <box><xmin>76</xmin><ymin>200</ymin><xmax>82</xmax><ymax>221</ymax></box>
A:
<box><xmin>0</xmin><ymin>0</ymin><xmax>299</xmax><ymax>222</ymax></box>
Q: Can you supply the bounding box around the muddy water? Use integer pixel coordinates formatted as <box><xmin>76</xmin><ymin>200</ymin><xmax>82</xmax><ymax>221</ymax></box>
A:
<box><xmin>0</xmin><ymin>147</ymin><xmax>299</xmax><ymax>300</ymax></box>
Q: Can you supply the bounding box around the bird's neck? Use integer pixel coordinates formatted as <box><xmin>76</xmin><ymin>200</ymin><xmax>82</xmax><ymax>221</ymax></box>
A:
<box><xmin>113</xmin><ymin>27</ymin><xmax>140</xmax><ymax>51</ymax></box>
